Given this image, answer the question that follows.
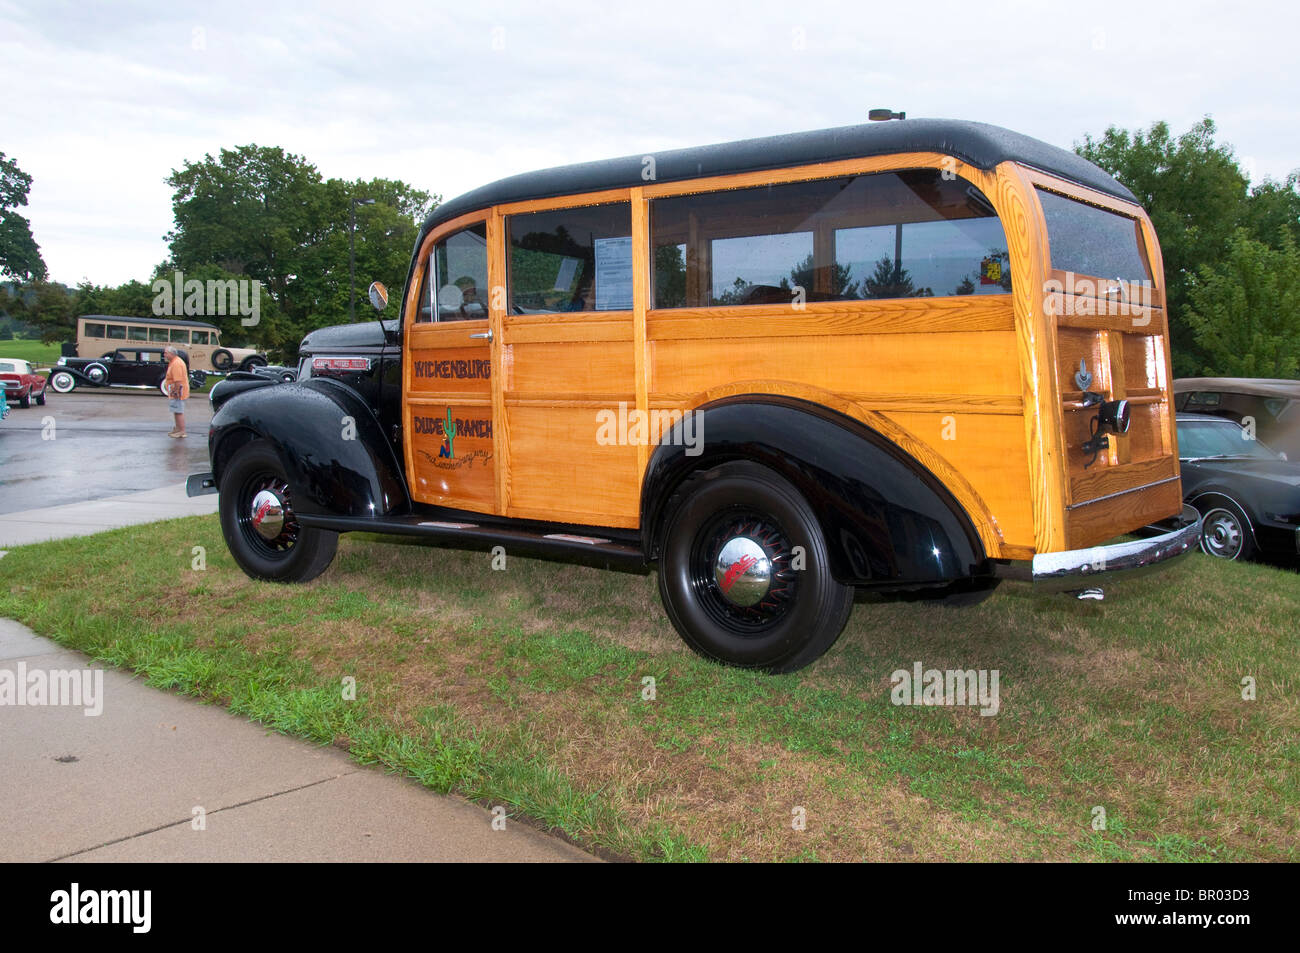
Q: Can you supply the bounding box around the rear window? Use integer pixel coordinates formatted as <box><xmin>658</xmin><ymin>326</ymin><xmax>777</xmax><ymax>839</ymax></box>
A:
<box><xmin>1036</xmin><ymin>188</ymin><xmax>1151</xmax><ymax>282</ymax></box>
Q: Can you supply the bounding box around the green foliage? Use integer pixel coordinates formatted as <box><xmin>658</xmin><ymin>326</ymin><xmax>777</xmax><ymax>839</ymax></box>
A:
<box><xmin>862</xmin><ymin>256</ymin><xmax>932</xmax><ymax>298</ymax></box>
<box><xmin>164</xmin><ymin>145</ymin><xmax>438</xmax><ymax>354</ymax></box>
<box><xmin>1185</xmin><ymin>229</ymin><xmax>1300</xmax><ymax>378</ymax></box>
<box><xmin>0</xmin><ymin>152</ymin><xmax>47</xmax><ymax>282</ymax></box>
<box><xmin>1077</xmin><ymin>117</ymin><xmax>1299</xmax><ymax>376</ymax></box>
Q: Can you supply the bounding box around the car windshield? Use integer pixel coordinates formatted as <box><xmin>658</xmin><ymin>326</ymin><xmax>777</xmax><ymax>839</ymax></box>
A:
<box><xmin>1178</xmin><ymin>419</ymin><xmax>1283</xmax><ymax>460</ymax></box>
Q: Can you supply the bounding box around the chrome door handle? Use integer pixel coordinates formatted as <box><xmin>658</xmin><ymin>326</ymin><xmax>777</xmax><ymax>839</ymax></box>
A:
<box><xmin>470</xmin><ymin>330</ymin><xmax>493</xmax><ymax>342</ymax></box>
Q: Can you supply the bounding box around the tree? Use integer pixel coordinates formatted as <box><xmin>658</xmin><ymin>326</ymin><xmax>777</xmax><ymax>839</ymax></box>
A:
<box><xmin>1076</xmin><ymin>118</ymin><xmax>1250</xmax><ymax>376</ymax></box>
<box><xmin>782</xmin><ymin>253</ymin><xmax>859</xmax><ymax>299</ymax></box>
<box><xmin>165</xmin><ymin>145</ymin><xmax>437</xmax><ymax>353</ymax></box>
<box><xmin>1184</xmin><ymin>229</ymin><xmax>1300</xmax><ymax>379</ymax></box>
<box><xmin>0</xmin><ymin>152</ymin><xmax>47</xmax><ymax>282</ymax></box>
<box><xmin>1242</xmin><ymin>170</ymin><xmax>1300</xmax><ymax>247</ymax></box>
<box><xmin>862</xmin><ymin>256</ymin><xmax>932</xmax><ymax>298</ymax></box>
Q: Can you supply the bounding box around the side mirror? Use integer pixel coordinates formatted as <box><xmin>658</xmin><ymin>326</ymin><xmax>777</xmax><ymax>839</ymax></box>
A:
<box><xmin>368</xmin><ymin>281</ymin><xmax>389</xmax><ymax>312</ymax></box>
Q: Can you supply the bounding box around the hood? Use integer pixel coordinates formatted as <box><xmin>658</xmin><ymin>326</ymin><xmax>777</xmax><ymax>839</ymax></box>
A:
<box><xmin>300</xmin><ymin>319</ymin><xmax>398</xmax><ymax>353</ymax></box>
<box><xmin>1186</xmin><ymin>458</ymin><xmax>1300</xmax><ymax>489</ymax></box>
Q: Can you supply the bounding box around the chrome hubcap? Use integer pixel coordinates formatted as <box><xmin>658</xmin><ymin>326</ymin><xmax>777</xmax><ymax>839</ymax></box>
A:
<box><xmin>250</xmin><ymin>488</ymin><xmax>286</xmax><ymax>541</ymax></box>
<box><xmin>1202</xmin><ymin>510</ymin><xmax>1242</xmax><ymax>559</ymax></box>
<box><xmin>713</xmin><ymin>536</ymin><xmax>772</xmax><ymax>607</ymax></box>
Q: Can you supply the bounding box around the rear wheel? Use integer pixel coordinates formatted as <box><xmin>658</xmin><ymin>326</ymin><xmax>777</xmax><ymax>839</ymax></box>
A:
<box><xmin>218</xmin><ymin>439</ymin><xmax>338</xmax><ymax>582</ymax></box>
<box><xmin>657</xmin><ymin>462</ymin><xmax>853</xmax><ymax>673</ymax></box>
<box><xmin>48</xmin><ymin>371</ymin><xmax>76</xmax><ymax>393</ymax></box>
<box><xmin>35</xmin><ymin>389</ymin><xmax>45</xmax><ymax>406</ymax></box>
<box><xmin>19</xmin><ymin>392</ymin><xmax>30</xmax><ymax>408</ymax></box>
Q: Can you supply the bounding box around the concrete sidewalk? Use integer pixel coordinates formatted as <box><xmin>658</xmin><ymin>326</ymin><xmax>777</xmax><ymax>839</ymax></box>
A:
<box><xmin>0</xmin><ymin>483</ymin><xmax>220</xmax><ymax>549</ymax></box>
<box><xmin>0</xmin><ymin>485</ymin><xmax>597</xmax><ymax>862</ymax></box>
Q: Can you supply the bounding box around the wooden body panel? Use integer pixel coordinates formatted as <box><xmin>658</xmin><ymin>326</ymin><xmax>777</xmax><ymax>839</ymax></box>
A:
<box><xmin>397</xmin><ymin>151</ymin><xmax>1181</xmax><ymax>561</ymax></box>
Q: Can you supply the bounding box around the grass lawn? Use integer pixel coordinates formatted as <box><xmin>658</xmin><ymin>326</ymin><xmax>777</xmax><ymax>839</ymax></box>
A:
<box><xmin>2</xmin><ymin>518</ymin><xmax>1296</xmax><ymax>861</ymax></box>
<box><xmin>0</xmin><ymin>337</ymin><xmax>62</xmax><ymax>367</ymax></box>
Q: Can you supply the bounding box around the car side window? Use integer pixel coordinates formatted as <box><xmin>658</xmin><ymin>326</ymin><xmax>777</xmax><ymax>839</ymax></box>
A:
<box><xmin>431</xmin><ymin>223</ymin><xmax>489</xmax><ymax>322</ymax></box>
<box><xmin>508</xmin><ymin>203</ymin><xmax>633</xmax><ymax>313</ymax></box>
<box><xmin>651</xmin><ymin>171</ymin><xmax>1010</xmax><ymax>308</ymax></box>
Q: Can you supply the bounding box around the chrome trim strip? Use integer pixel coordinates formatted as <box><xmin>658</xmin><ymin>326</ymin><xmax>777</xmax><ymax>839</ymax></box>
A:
<box><xmin>1065</xmin><ymin>474</ymin><xmax>1180</xmax><ymax>510</ymax></box>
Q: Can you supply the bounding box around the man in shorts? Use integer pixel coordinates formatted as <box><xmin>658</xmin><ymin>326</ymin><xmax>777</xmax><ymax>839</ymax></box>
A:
<box><xmin>163</xmin><ymin>345</ymin><xmax>190</xmax><ymax>438</ymax></box>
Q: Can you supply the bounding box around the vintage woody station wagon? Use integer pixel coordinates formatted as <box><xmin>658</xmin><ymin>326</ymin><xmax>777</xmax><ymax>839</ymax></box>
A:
<box><xmin>190</xmin><ymin>117</ymin><xmax>1201</xmax><ymax>672</ymax></box>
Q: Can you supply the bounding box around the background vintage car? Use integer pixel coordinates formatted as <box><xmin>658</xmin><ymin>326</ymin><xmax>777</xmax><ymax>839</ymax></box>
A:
<box><xmin>0</xmin><ymin>357</ymin><xmax>47</xmax><ymax>408</ymax></box>
<box><xmin>1178</xmin><ymin>413</ymin><xmax>1300</xmax><ymax>561</ymax></box>
<box><xmin>48</xmin><ymin>347</ymin><xmax>204</xmax><ymax>394</ymax></box>
<box><xmin>1175</xmin><ymin>378</ymin><xmax>1300</xmax><ymax>459</ymax></box>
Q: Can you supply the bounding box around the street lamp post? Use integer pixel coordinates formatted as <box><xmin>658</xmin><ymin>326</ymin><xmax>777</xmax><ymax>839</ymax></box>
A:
<box><xmin>349</xmin><ymin>197</ymin><xmax>375</xmax><ymax>322</ymax></box>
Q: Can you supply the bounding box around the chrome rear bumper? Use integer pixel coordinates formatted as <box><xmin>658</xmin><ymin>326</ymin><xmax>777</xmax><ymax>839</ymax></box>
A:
<box><xmin>996</xmin><ymin>505</ymin><xmax>1202</xmax><ymax>589</ymax></box>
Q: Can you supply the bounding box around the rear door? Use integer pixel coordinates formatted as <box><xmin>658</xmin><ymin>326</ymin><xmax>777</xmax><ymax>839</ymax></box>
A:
<box><xmin>1033</xmin><ymin>178</ymin><xmax>1183</xmax><ymax>547</ymax></box>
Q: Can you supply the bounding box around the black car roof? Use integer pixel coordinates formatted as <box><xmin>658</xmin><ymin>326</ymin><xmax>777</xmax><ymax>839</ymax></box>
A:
<box><xmin>81</xmin><ymin>314</ymin><xmax>219</xmax><ymax>330</ymax></box>
<box><xmin>420</xmin><ymin>117</ymin><xmax>1137</xmax><ymax>240</ymax></box>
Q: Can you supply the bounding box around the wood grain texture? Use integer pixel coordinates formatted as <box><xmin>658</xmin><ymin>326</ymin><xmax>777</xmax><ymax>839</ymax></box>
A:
<box><xmin>667</xmin><ymin>379</ymin><xmax>1006</xmax><ymax>556</ymax></box>
<box><xmin>991</xmin><ymin>163</ymin><xmax>1068</xmax><ymax>553</ymax></box>
<box><xmin>1065</xmin><ymin>479</ymin><xmax>1183</xmax><ymax>549</ymax></box>
<box><xmin>631</xmin><ymin>188</ymin><xmax>651</xmax><ymax>488</ymax></box>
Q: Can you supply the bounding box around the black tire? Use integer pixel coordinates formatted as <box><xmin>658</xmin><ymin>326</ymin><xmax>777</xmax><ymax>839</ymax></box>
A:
<box><xmin>48</xmin><ymin>370</ymin><xmax>76</xmax><ymax>393</ymax></box>
<box><xmin>35</xmin><ymin>389</ymin><xmax>45</xmax><ymax>406</ymax></box>
<box><xmin>1196</xmin><ymin>499</ymin><xmax>1256</xmax><ymax>561</ymax></box>
<box><xmin>239</xmin><ymin>355</ymin><xmax>268</xmax><ymax>371</ymax></box>
<box><xmin>19</xmin><ymin>392</ymin><xmax>30</xmax><ymax>408</ymax></box>
<box><xmin>212</xmin><ymin>349</ymin><xmax>234</xmax><ymax>371</ymax></box>
<box><xmin>84</xmin><ymin>362</ymin><xmax>108</xmax><ymax>385</ymax></box>
<box><xmin>657</xmin><ymin>461</ymin><xmax>853</xmax><ymax>673</ymax></box>
<box><xmin>218</xmin><ymin>439</ymin><xmax>338</xmax><ymax>583</ymax></box>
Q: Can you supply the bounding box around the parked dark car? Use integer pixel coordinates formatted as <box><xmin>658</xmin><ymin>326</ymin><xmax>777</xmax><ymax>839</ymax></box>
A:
<box><xmin>1177</xmin><ymin>413</ymin><xmax>1300</xmax><ymax>560</ymax></box>
<box><xmin>0</xmin><ymin>358</ymin><xmax>48</xmax><ymax>407</ymax></box>
<box><xmin>1175</xmin><ymin>378</ymin><xmax>1300</xmax><ymax>460</ymax></box>
<box><xmin>47</xmin><ymin>347</ymin><xmax>203</xmax><ymax>394</ymax></box>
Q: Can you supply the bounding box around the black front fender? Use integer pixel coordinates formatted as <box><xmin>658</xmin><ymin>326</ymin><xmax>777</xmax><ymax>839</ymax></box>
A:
<box><xmin>640</xmin><ymin>396</ymin><xmax>987</xmax><ymax>588</ymax></box>
<box><xmin>209</xmin><ymin>378</ymin><xmax>410</xmax><ymax>518</ymax></box>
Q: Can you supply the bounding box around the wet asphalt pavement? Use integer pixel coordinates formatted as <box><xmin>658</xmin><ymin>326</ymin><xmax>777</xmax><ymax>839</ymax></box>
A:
<box><xmin>0</xmin><ymin>389</ymin><xmax>212</xmax><ymax>515</ymax></box>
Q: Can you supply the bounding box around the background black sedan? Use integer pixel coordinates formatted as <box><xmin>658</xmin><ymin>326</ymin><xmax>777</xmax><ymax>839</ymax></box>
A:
<box><xmin>1178</xmin><ymin>413</ymin><xmax>1300</xmax><ymax>561</ymax></box>
<box><xmin>48</xmin><ymin>347</ymin><xmax>204</xmax><ymax>394</ymax></box>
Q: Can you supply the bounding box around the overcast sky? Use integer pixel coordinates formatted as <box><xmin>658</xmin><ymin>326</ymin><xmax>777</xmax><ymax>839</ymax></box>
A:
<box><xmin>2</xmin><ymin>0</ymin><xmax>1296</xmax><ymax>287</ymax></box>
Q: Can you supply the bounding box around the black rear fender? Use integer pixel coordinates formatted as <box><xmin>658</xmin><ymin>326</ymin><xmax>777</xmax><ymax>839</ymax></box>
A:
<box><xmin>640</xmin><ymin>396</ymin><xmax>987</xmax><ymax>587</ymax></box>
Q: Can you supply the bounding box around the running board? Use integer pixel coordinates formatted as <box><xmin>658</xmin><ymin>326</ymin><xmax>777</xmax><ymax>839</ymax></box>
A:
<box><xmin>297</xmin><ymin>513</ymin><xmax>647</xmax><ymax>569</ymax></box>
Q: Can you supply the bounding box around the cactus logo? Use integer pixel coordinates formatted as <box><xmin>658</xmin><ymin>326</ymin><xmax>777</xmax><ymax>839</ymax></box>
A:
<box><xmin>439</xmin><ymin>407</ymin><xmax>457</xmax><ymax>459</ymax></box>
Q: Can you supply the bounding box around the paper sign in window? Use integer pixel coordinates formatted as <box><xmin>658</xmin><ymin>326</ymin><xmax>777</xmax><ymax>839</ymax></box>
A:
<box><xmin>594</xmin><ymin>237</ymin><xmax>633</xmax><ymax>311</ymax></box>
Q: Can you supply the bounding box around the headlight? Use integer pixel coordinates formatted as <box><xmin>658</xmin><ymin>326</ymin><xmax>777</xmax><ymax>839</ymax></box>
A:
<box><xmin>57</xmin><ymin>356</ymin><xmax>66</xmax><ymax>365</ymax></box>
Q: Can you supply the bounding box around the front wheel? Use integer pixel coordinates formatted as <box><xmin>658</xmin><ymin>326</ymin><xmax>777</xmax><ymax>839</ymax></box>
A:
<box><xmin>218</xmin><ymin>439</ymin><xmax>339</xmax><ymax>582</ymax></box>
<box><xmin>1198</xmin><ymin>502</ymin><xmax>1256</xmax><ymax>561</ymax></box>
<box><xmin>48</xmin><ymin>371</ymin><xmax>76</xmax><ymax>393</ymax></box>
<box><xmin>657</xmin><ymin>462</ymin><xmax>853</xmax><ymax>673</ymax></box>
